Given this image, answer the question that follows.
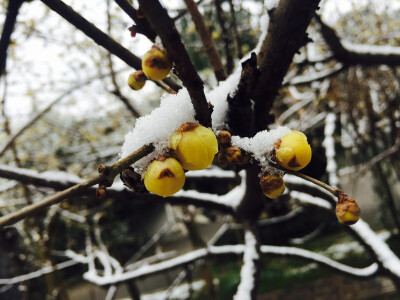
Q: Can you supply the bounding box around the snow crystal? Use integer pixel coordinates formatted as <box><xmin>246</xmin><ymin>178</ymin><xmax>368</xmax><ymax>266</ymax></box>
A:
<box><xmin>120</xmin><ymin>89</ymin><xmax>196</xmax><ymax>174</ymax></box>
<box><xmin>231</xmin><ymin>126</ymin><xmax>291</xmax><ymax>172</ymax></box>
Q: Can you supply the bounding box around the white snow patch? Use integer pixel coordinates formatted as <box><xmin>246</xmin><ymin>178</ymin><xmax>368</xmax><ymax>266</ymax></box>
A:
<box><xmin>120</xmin><ymin>89</ymin><xmax>196</xmax><ymax>175</ymax></box>
<box><xmin>342</xmin><ymin>41</ymin><xmax>400</xmax><ymax>56</ymax></box>
<box><xmin>234</xmin><ymin>230</ymin><xmax>259</xmax><ymax>300</ymax></box>
<box><xmin>231</xmin><ymin>126</ymin><xmax>291</xmax><ymax>171</ymax></box>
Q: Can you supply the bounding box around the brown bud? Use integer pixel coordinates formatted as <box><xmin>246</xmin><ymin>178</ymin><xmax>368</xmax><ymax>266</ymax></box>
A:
<box><xmin>98</xmin><ymin>164</ymin><xmax>105</xmax><ymax>173</ymax></box>
<box><xmin>336</xmin><ymin>194</ymin><xmax>360</xmax><ymax>225</ymax></box>
<box><xmin>96</xmin><ymin>186</ymin><xmax>106</xmax><ymax>199</ymax></box>
<box><xmin>218</xmin><ymin>131</ymin><xmax>232</xmax><ymax>146</ymax></box>
<box><xmin>260</xmin><ymin>174</ymin><xmax>285</xmax><ymax>198</ymax></box>
<box><xmin>128</xmin><ymin>25</ymin><xmax>137</xmax><ymax>37</ymax></box>
<box><xmin>225</xmin><ymin>147</ymin><xmax>242</xmax><ymax>164</ymax></box>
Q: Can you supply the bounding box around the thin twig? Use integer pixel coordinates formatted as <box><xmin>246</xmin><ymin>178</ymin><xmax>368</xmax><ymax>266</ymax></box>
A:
<box><xmin>284</xmin><ymin>169</ymin><xmax>342</xmax><ymax>197</ymax></box>
<box><xmin>39</xmin><ymin>0</ymin><xmax>180</xmax><ymax>93</ymax></box>
<box><xmin>0</xmin><ymin>144</ymin><xmax>154</xmax><ymax>228</ymax></box>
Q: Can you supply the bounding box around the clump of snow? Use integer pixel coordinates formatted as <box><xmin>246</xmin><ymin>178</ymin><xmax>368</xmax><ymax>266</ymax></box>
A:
<box><xmin>120</xmin><ymin>89</ymin><xmax>195</xmax><ymax>175</ymax></box>
<box><xmin>231</xmin><ymin>126</ymin><xmax>291</xmax><ymax>172</ymax></box>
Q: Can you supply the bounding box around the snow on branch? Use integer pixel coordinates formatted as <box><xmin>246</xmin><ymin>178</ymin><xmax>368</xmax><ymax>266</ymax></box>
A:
<box><xmin>0</xmin><ymin>259</ymin><xmax>79</xmax><ymax>285</ymax></box>
<box><xmin>81</xmin><ymin>242</ymin><xmax>378</xmax><ymax>286</ymax></box>
<box><xmin>288</xmin><ymin>183</ymin><xmax>400</xmax><ymax>279</ymax></box>
<box><xmin>233</xmin><ymin>228</ymin><xmax>260</xmax><ymax>300</ymax></box>
<box><xmin>316</xmin><ymin>14</ymin><xmax>400</xmax><ymax>66</ymax></box>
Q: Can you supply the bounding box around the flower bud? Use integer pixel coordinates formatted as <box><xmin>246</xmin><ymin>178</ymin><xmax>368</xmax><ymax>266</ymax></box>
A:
<box><xmin>128</xmin><ymin>70</ymin><xmax>147</xmax><ymax>90</ymax></box>
<box><xmin>170</xmin><ymin>122</ymin><xmax>218</xmax><ymax>170</ymax></box>
<box><xmin>336</xmin><ymin>196</ymin><xmax>360</xmax><ymax>225</ymax></box>
<box><xmin>260</xmin><ymin>174</ymin><xmax>285</xmax><ymax>199</ymax></box>
<box><xmin>142</xmin><ymin>45</ymin><xmax>172</xmax><ymax>81</ymax></box>
<box><xmin>274</xmin><ymin>131</ymin><xmax>312</xmax><ymax>171</ymax></box>
<box><xmin>217</xmin><ymin>131</ymin><xmax>232</xmax><ymax>146</ymax></box>
<box><xmin>144</xmin><ymin>157</ymin><xmax>185</xmax><ymax>197</ymax></box>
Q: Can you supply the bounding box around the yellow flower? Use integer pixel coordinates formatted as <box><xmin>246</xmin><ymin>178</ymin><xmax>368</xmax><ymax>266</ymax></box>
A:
<box><xmin>275</xmin><ymin>131</ymin><xmax>312</xmax><ymax>171</ymax></box>
<box><xmin>128</xmin><ymin>70</ymin><xmax>147</xmax><ymax>91</ymax></box>
<box><xmin>170</xmin><ymin>122</ymin><xmax>218</xmax><ymax>170</ymax></box>
<box><xmin>143</xmin><ymin>157</ymin><xmax>185</xmax><ymax>197</ymax></box>
<box><xmin>336</xmin><ymin>197</ymin><xmax>360</xmax><ymax>225</ymax></box>
<box><xmin>259</xmin><ymin>174</ymin><xmax>285</xmax><ymax>199</ymax></box>
<box><xmin>142</xmin><ymin>45</ymin><xmax>172</xmax><ymax>81</ymax></box>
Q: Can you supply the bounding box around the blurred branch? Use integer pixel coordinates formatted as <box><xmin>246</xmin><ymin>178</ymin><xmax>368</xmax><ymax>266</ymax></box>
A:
<box><xmin>114</xmin><ymin>0</ymin><xmax>157</xmax><ymax>41</ymax></box>
<box><xmin>284</xmin><ymin>62</ymin><xmax>345</xmax><ymax>86</ymax></box>
<box><xmin>183</xmin><ymin>0</ymin><xmax>227</xmax><ymax>81</ymax></box>
<box><xmin>39</xmin><ymin>0</ymin><xmax>180</xmax><ymax>93</ymax></box>
<box><xmin>0</xmin><ymin>0</ymin><xmax>24</xmax><ymax>77</ymax></box>
<box><xmin>106</xmin><ymin>0</ymin><xmax>141</xmax><ymax>119</ymax></box>
<box><xmin>315</xmin><ymin>14</ymin><xmax>400</xmax><ymax>66</ymax></box>
<box><xmin>0</xmin><ymin>71</ymin><xmax>123</xmax><ymax>158</ymax></box>
<box><xmin>0</xmin><ymin>144</ymin><xmax>154</xmax><ymax>228</ymax></box>
<box><xmin>215</xmin><ymin>0</ymin><xmax>234</xmax><ymax>74</ymax></box>
<box><xmin>138</xmin><ymin>0</ymin><xmax>211</xmax><ymax>127</ymax></box>
<box><xmin>83</xmin><ymin>243</ymin><xmax>378</xmax><ymax>286</ymax></box>
<box><xmin>252</xmin><ymin>0</ymin><xmax>320</xmax><ymax>132</ymax></box>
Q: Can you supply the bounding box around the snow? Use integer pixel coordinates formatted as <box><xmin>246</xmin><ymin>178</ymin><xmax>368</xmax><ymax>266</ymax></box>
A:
<box><xmin>231</xmin><ymin>126</ymin><xmax>291</xmax><ymax>171</ymax></box>
<box><xmin>233</xmin><ymin>230</ymin><xmax>259</xmax><ymax>300</ymax></box>
<box><xmin>290</xmin><ymin>191</ymin><xmax>333</xmax><ymax>210</ymax></box>
<box><xmin>120</xmin><ymin>89</ymin><xmax>196</xmax><ymax>175</ymax></box>
<box><xmin>342</xmin><ymin>41</ymin><xmax>400</xmax><ymax>56</ymax></box>
<box><xmin>322</xmin><ymin>113</ymin><xmax>340</xmax><ymax>187</ymax></box>
<box><xmin>260</xmin><ymin>246</ymin><xmax>378</xmax><ymax>277</ymax></box>
<box><xmin>173</xmin><ymin>170</ymin><xmax>246</xmax><ymax>209</ymax></box>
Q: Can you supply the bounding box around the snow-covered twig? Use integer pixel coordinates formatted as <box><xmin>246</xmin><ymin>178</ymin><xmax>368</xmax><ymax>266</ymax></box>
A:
<box><xmin>233</xmin><ymin>228</ymin><xmax>260</xmax><ymax>300</ymax></box>
<box><xmin>323</xmin><ymin>113</ymin><xmax>339</xmax><ymax>187</ymax></box>
<box><xmin>0</xmin><ymin>259</ymin><xmax>79</xmax><ymax>285</ymax></box>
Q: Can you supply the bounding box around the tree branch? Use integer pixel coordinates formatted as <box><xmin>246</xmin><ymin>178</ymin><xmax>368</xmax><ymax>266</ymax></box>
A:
<box><xmin>252</xmin><ymin>0</ymin><xmax>321</xmax><ymax>132</ymax></box>
<box><xmin>183</xmin><ymin>0</ymin><xmax>227</xmax><ymax>81</ymax></box>
<box><xmin>138</xmin><ymin>0</ymin><xmax>211</xmax><ymax>127</ymax></box>
<box><xmin>39</xmin><ymin>0</ymin><xmax>180</xmax><ymax>93</ymax></box>
<box><xmin>0</xmin><ymin>144</ymin><xmax>154</xmax><ymax>228</ymax></box>
<box><xmin>315</xmin><ymin>14</ymin><xmax>400</xmax><ymax>66</ymax></box>
<box><xmin>0</xmin><ymin>0</ymin><xmax>24</xmax><ymax>77</ymax></box>
<box><xmin>114</xmin><ymin>0</ymin><xmax>157</xmax><ymax>41</ymax></box>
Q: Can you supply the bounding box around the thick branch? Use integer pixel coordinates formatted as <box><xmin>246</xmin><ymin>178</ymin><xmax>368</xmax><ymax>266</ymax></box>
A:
<box><xmin>183</xmin><ymin>0</ymin><xmax>227</xmax><ymax>82</ymax></box>
<box><xmin>40</xmin><ymin>0</ymin><xmax>180</xmax><ymax>93</ymax></box>
<box><xmin>138</xmin><ymin>0</ymin><xmax>211</xmax><ymax>127</ymax></box>
<box><xmin>252</xmin><ymin>0</ymin><xmax>321</xmax><ymax>131</ymax></box>
<box><xmin>0</xmin><ymin>0</ymin><xmax>24</xmax><ymax>77</ymax></box>
<box><xmin>315</xmin><ymin>14</ymin><xmax>400</xmax><ymax>66</ymax></box>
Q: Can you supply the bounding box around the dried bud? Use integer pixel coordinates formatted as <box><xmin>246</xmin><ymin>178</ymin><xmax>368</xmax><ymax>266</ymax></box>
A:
<box><xmin>260</xmin><ymin>174</ymin><xmax>285</xmax><ymax>199</ymax></box>
<box><xmin>336</xmin><ymin>194</ymin><xmax>360</xmax><ymax>225</ymax></box>
<box><xmin>120</xmin><ymin>167</ymin><xmax>146</xmax><ymax>192</ymax></box>
<box><xmin>142</xmin><ymin>45</ymin><xmax>172</xmax><ymax>81</ymax></box>
<box><xmin>217</xmin><ymin>131</ymin><xmax>232</xmax><ymax>146</ymax></box>
<box><xmin>225</xmin><ymin>147</ymin><xmax>242</xmax><ymax>164</ymax></box>
<box><xmin>128</xmin><ymin>25</ymin><xmax>137</xmax><ymax>37</ymax></box>
<box><xmin>274</xmin><ymin>131</ymin><xmax>312</xmax><ymax>171</ymax></box>
<box><xmin>136</xmin><ymin>7</ymin><xmax>145</xmax><ymax>19</ymax></box>
<box><xmin>144</xmin><ymin>157</ymin><xmax>185</xmax><ymax>197</ymax></box>
<box><xmin>170</xmin><ymin>122</ymin><xmax>218</xmax><ymax>170</ymax></box>
<box><xmin>128</xmin><ymin>70</ymin><xmax>147</xmax><ymax>91</ymax></box>
<box><xmin>96</xmin><ymin>186</ymin><xmax>107</xmax><ymax>199</ymax></box>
